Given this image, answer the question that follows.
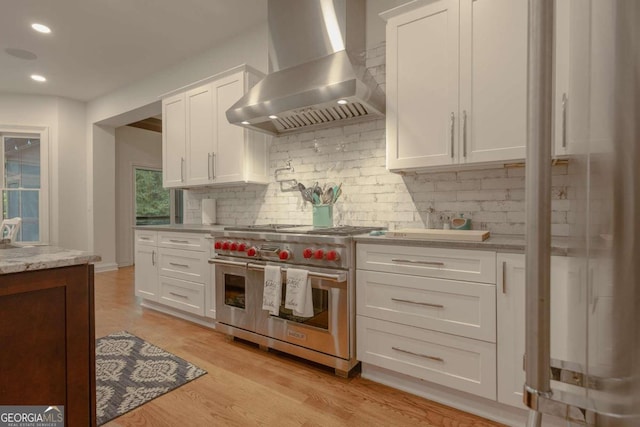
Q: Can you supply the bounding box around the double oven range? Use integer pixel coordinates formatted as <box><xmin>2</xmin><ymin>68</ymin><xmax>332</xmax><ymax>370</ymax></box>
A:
<box><xmin>208</xmin><ymin>224</ymin><xmax>382</xmax><ymax>377</ymax></box>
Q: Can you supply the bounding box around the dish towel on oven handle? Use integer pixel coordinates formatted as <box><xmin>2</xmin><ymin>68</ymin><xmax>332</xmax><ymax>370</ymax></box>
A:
<box><xmin>285</xmin><ymin>268</ymin><xmax>314</xmax><ymax>318</ymax></box>
<box><xmin>262</xmin><ymin>265</ymin><xmax>282</xmax><ymax>315</ymax></box>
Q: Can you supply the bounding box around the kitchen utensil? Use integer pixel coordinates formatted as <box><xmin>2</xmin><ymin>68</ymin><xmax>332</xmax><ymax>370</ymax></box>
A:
<box><xmin>323</xmin><ymin>187</ymin><xmax>334</xmax><ymax>204</ymax></box>
<box><xmin>332</xmin><ymin>183</ymin><xmax>342</xmax><ymax>204</ymax></box>
<box><xmin>312</xmin><ymin>193</ymin><xmax>321</xmax><ymax>205</ymax></box>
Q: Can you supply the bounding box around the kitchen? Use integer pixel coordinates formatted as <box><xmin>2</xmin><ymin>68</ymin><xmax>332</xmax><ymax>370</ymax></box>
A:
<box><xmin>0</xmin><ymin>1</ymin><xmax>638</xmax><ymax>426</ymax></box>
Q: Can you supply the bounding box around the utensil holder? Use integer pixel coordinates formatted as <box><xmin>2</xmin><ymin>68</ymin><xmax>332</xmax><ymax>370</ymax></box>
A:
<box><xmin>312</xmin><ymin>205</ymin><xmax>333</xmax><ymax>228</ymax></box>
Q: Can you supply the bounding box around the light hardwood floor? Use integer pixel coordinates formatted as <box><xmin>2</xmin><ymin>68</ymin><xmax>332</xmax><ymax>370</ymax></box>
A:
<box><xmin>96</xmin><ymin>267</ymin><xmax>505</xmax><ymax>427</ymax></box>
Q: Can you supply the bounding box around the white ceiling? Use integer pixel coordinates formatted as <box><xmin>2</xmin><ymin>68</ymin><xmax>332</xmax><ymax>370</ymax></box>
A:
<box><xmin>0</xmin><ymin>0</ymin><xmax>267</xmax><ymax>102</ymax></box>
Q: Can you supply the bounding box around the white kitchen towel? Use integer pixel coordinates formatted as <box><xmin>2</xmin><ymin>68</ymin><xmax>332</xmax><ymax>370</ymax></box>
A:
<box><xmin>262</xmin><ymin>265</ymin><xmax>282</xmax><ymax>315</ymax></box>
<box><xmin>285</xmin><ymin>268</ymin><xmax>314</xmax><ymax>318</ymax></box>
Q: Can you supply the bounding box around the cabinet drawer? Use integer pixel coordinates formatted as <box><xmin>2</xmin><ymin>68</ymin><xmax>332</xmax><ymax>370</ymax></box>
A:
<box><xmin>357</xmin><ymin>316</ymin><xmax>496</xmax><ymax>400</ymax></box>
<box><xmin>135</xmin><ymin>230</ymin><xmax>158</xmax><ymax>246</ymax></box>
<box><xmin>158</xmin><ymin>248</ymin><xmax>209</xmax><ymax>283</ymax></box>
<box><xmin>158</xmin><ymin>232</ymin><xmax>207</xmax><ymax>251</ymax></box>
<box><xmin>357</xmin><ymin>244</ymin><xmax>496</xmax><ymax>284</ymax></box>
<box><xmin>159</xmin><ymin>276</ymin><xmax>205</xmax><ymax>316</ymax></box>
<box><xmin>357</xmin><ymin>270</ymin><xmax>496</xmax><ymax>342</ymax></box>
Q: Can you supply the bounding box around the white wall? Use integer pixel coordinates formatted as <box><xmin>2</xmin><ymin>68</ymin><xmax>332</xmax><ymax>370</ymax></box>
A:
<box><xmin>115</xmin><ymin>126</ymin><xmax>162</xmax><ymax>267</ymax></box>
<box><xmin>0</xmin><ymin>94</ymin><xmax>88</xmax><ymax>249</ymax></box>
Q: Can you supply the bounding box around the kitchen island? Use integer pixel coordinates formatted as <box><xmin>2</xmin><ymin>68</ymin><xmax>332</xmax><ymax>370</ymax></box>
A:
<box><xmin>0</xmin><ymin>245</ymin><xmax>100</xmax><ymax>426</ymax></box>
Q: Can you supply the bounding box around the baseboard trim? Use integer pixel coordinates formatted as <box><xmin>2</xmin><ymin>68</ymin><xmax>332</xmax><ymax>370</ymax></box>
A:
<box><xmin>360</xmin><ymin>363</ymin><xmax>566</xmax><ymax>427</ymax></box>
<box><xmin>94</xmin><ymin>262</ymin><xmax>119</xmax><ymax>273</ymax></box>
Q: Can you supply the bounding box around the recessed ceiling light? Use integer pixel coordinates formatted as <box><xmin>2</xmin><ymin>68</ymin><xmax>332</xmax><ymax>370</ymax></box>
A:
<box><xmin>31</xmin><ymin>23</ymin><xmax>51</xmax><ymax>34</ymax></box>
<box><xmin>268</xmin><ymin>115</ymin><xmax>278</xmax><ymax>120</ymax></box>
<box><xmin>337</xmin><ymin>99</ymin><xmax>348</xmax><ymax>105</ymax></box>
<box><xmin>31</xmin><ymin>74</ymin><xmax>46</xmax><ymax>82</ymax></box>
<box><xmin>241</xmin><ymin>121</ymin><xmax>250</xmax><ymax>125</ymax></box>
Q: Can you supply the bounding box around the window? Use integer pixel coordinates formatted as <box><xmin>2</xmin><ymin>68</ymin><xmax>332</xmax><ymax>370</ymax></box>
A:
<box><xmin>1</xmin><ymin>127</ymin><xmax>49</xmax><ymax>243</ymax></box>
<box><xmin>134</xmin><ymin>167</ymin><xmax>183</xmax><ymax>226</ymax></box>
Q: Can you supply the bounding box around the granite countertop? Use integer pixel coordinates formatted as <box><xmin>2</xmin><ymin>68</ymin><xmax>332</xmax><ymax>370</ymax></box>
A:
<box><xmin>0</xmin><ymin>245</ymin><xmax>101</xmax><ymax>275</ymax></box>
<box><xmin>133</xmin><ymin>224</ymin><xmax>226</xmax><ymax>233</ymax></box>
<box><xmin>355</xmin><ymin>233</ymin><xmax>571</xmax><ymax>256</ymax></box>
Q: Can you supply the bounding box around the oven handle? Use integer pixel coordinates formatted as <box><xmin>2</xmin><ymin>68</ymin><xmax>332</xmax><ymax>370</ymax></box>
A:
<box><xmin>246</xmin><ymin>263</ymin><xmax>347</xmax><ymax>283</ymax></box>
<box><xmin>208</xmin><ymin>258</ymin><xmax>248</xmax><ymax>268</ymax></box>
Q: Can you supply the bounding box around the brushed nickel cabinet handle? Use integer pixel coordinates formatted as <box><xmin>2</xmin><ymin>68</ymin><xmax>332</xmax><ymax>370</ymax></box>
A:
<box><xmin>562</xmin><ymin>93</ymin><xmax>567</xmax><ymax>148</ymax></box>
<box><xmin>502</xmin><ymin>261</ymin><xmax>507</xmax><ymax>294</ymax></box>
<box><xmin>462</xmin><ymin>110</ymin><xmax>467</xmax><ymax>157</ymax></box>
<box><xmin>151</xmin><ymin>250</ymin><xmax>155</xmax><ymax>266</ymax></box>
<box><xmin>392</xmin><ymin>347</ymin><xmax>444</xmax><ymax>362</ymax></box>
<box><xmin>180</xmin><ymin>157</ymin><xmax>185</xmax><ymax>182</ymax></box>
<box><xmin>169</xmin><ymin>262</ymin><xmax>189</xmax><ymax>268</ymax></box>
<box><xmin>391</xmin><ymin>258</ymin><xmax>445</xmax><ymax>267</ymax></box>
<box><xmin>169</xmin><ymin>292</ymin><xmax>189</xmax><ymax>299</ymax></box>
<box><xmin>450</xmin><ymin>112</ymin><xmax>455</xmax><ymax>158</ymax></box>
<box><xmin>391</xmin><ymin>298</ymin><xmax>444</xmax><ymax>309</ymax></box>
<box><xmin>208</xmin><ymin>153</ymin><xmax>212</xmax><ymax>180</ymax></box>
<box><xmin>211</xmin><ymin>152</ymin><xmax>215</xmax><ymax>179</ymax></box>
<box><xmin>169</xmin><ymin>239</ymin><xmax>190</xmax><ymax>244</ymax></box>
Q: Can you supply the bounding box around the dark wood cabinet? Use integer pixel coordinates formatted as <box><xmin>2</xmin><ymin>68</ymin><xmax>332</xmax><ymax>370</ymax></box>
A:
<box><xmin>0</xmin><ymin>264</ymin><xmax>96</xmax><ymax>427</ymax></box>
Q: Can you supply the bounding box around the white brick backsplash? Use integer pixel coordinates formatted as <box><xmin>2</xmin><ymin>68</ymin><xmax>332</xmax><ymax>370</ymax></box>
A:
<box><xmin>182</xmin><ymin>46</ymin><xmax>573</xmax><ymax>236</ymax></box>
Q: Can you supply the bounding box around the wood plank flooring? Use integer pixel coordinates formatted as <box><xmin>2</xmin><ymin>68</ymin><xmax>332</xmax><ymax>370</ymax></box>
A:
<box><xmin>96</xmin><ymin>267</ymin><xmax>505</xmax><ymax>427</ymax></box>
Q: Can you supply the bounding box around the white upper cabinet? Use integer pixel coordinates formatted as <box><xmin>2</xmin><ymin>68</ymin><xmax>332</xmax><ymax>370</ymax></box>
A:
<box><xmin>162</xmin><ymin>93</ymin><xmax>187</xmax><ymax>188</ymax></box>
<box><xmin>162</xmin><ymin>65</ymin><xmax>270</xmax><ymax>188</ymax></box>
<box><xmin>384</xmin><ymin>0</ymin><xmax>527</xmax><ymax>172</ymax></box>
<box><xmin>554</xmin><ymin>0</ymin><xmax>615</xmax><ymax>156</ymax></box>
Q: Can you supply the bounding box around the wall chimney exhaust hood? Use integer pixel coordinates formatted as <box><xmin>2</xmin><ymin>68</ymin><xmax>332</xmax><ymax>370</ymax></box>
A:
<box><xmin>226</xmin><ymin>0</ymin><xmax>385</xmax><ymax>136</ymax></box>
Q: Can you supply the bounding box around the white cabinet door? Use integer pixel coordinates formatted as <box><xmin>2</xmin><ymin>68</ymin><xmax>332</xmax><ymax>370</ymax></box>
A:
<box><xmin>212</xmin><ymin>71</ymin><xmax>246</xmax><ymax>184</ymax></box>
<box><xmin>386</xmin><ymin>0</ymin><xmax>459</xmax><ymax>171</ymax></box>
<box><xmin>459</xmin><ymin>0</ymin><xmax>527</xmax><ymax>164</ymax></box>
<box><xmin>134</xmin><ymin>243</ymin><xmax>158</xmax><ymax>301</ymax></box>
<box><xmin>496</xmin><ymin>253</ymin><xmax>527</xmax><ymax>409</ymax></box>
<box><xmin>185</xmin><ymin>83</ymin><xmax>214</xmax><ymax>186</ymax></box>
<box><xmin>162</xmin><ymin>93</ymin><xmax>186</xmax><ymax>188</ymax></box>
<box><xmin>496</xmin><ymin>254</ymin><xmax>578</xmax><ymax>409</ymax></box>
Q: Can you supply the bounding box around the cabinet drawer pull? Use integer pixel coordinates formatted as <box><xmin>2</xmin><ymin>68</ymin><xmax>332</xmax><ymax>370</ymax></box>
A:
<box><xmin>450</xmin><ymin>112</ymin><xmax>455</xmax><ymax>158</ymax></box>
<box><xmin>181</xmin><ymin>157</ymin><xmax>185</xmax><ymax>182</ymax></box>
<box><xmin>152</xmin><ymin>250</ymin><xmax>156</xmax><ymax>266</ymax></box>
<box><xmin>169</xmin><ymin>292</ymin><xmax>189</xmax><ymax>299</ymax></box>
<box><xmin>561</xmin><ymin>93</ymin><xmax>567</xmax><ymax>148</ymax></box>
<box><xmin>169</xmin><ymin>239</ymin><xmax>190</xmax><ymax>244</ymax></box>
<box><xmin>169</xmin><ymin>262</ymin><xmax>190</xmax><ymax>268</ymax></box>
<box><xmin>392</xmin><ymin>347</ymin><xmax>444</xmax><ymax>362</ymax></box>
<box><xmin>391</xmin><ymin>258</ymin><xmax>445</xmax><ymax>267</ymax></box>
<box><xmin>462</xmin><ymin>110</ymin><xmax>467</xmax><ymax>157</ymax></box>
<box><xmin>391</xmin><ymin>298</ymin><xmax>444</xmax><ymax>309</ymax></box>
<box><xmin>139</xmin><ymin>237</ymin><xmax>151</xmax><ymax>240</ymax></box>
<box><xmin>502</xmin><ymin>261</ymin><xmax>507</xmax><ymax>294</ymax></box>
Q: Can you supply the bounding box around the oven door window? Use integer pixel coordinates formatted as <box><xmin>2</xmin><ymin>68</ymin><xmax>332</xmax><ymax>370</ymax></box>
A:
<box><xmin>277</xmin><ymin>287</ymin><xmax>329</xmax><ymax>330</ymax></box>
<box><xmin>224</xmin><ymin>273</ymin><xmax>246</xmax><ymax>309</ymax></box>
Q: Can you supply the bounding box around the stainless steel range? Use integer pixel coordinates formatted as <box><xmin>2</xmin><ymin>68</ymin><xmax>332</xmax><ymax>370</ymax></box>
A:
<box><xmin>208</xmin><ymin>224</ymin><xmax>383</xmax><ymax>377</ymax></box>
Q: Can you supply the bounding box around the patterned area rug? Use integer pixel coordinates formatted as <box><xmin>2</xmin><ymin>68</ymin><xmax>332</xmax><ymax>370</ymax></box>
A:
<box><xmin>95</xmin><ymin>331</ymin><xmax>206</xmax><ymax>426</ymax></box>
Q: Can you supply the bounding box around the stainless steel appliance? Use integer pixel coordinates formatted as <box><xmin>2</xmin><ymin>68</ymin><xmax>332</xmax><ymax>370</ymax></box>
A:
<box><xmin>525</xmin><ymin>1</ymin><xmax>638</xmax><ymax>426</ymax></box>
<box><xmin>208</xmin><ymin>225</ymin><xmax>383</xmax><ymax>377</ymax></box>
<box><xmin>226</xmin><ymin>0</ymin><xmax>385</xmax><ymax>136</ymax></box>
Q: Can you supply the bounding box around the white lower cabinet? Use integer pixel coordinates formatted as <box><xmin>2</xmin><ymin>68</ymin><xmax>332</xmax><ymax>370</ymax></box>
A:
<box><xmin>134</xmin><ymin>232</ymin><xmax>158</xmax><ymax>301</ymax></box>
<box><xmin>356</xmin><ymin>243</ymin><xmax>497</xmax><ymax>400</ymax></box>
<box><xmin>134</xmin><ymin>230</ymin><xmax>213</xmax><ymax>322</ymax></box>
<box><xmin>357</xmin><ymin>317</ymin><xmax>497</xmax><ymax>399</ymax></box>
<box><xmin>496</xmin><ymin>253</ymin><xmax>575</xmax><ymax>409</ymax></box>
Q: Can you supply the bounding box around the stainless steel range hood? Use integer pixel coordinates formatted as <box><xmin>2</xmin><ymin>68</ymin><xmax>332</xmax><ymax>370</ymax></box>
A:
<box><xmin>226</xmin><ymin>0</ymin><xmax>385</xmax><ymax>136</ymax></box>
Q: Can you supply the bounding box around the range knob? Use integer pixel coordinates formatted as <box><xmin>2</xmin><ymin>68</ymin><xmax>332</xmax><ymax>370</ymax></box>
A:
<box><xmin>214</xmin><ymin>241</ymin><xmax>222</xmax><ymax>250</ymax></box>
<box><xmin>237</xmin><ymin>243</ymin><xmax>247</xmax><ymax>252</ymax></box>
<box><xmin>221</xmin><ymin>241</ymin><xmax>230</xmax><ymax>250</ymax></box>
<box><xmin>303</xmin><ymin>248</ymin><xmax>314</xmax><ymax>259</ymax></box>
<box><xmin>326</xmin><ymin>250</ymin><xmax>340</xmax><ymax>261</ymax></box>
<box><xmin>278</xmin><ymin>250</ymin><xmax>291</xmax><ymax>260</ymax></box>
<box><xmin>314</xmin><ymin>249</ymin><xmax>325</xmax><ymax>260</ymax></box>
<box><xmin>246</xmin><ymin>247</ymin><xmax>257</xmax><ymax>257</ymax></box>
<box><xmin>230</xmin><ymin>242</ymin><xmax>238</xmax><ymax>251</ymax></box>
